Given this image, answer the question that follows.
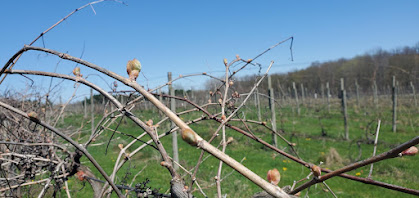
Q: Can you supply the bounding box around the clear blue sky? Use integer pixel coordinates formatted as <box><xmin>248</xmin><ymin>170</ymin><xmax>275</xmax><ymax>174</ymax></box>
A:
<box><xmin>1</xmin><ymin>1</ymin><xmax>418</xmax><ymax>100</ymax></box>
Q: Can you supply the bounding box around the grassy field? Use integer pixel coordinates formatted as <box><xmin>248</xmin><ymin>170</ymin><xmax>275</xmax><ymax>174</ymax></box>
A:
<box><xmin>58</xmin><ymin>96</ymin><xmax>418</xmax><ymax>197</ymax></box>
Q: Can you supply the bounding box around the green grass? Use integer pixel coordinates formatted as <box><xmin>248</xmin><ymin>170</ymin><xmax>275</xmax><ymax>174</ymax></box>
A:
<box><xmin>56</xmin><ymin>96</ymin><xmax>418</xmax><ymax>197</ymax></box>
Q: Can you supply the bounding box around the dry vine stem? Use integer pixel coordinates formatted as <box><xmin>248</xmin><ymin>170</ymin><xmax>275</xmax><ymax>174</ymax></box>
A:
<box><xmin>290</xmin><ymin>136</ymin><xmax>419</xmax><ymax>195</ymax></box>
<box><xmin>2</xmin><ymin>69</ymin><xmax>184</xmax><ymax>197</ymax></box>
<box><xmin>0</xmin><ymin>101</ymin><xmax>125</xmax><ymax>197</ymax></box>
<box><xmin>2</xmin><ymin>46</ymin><xmax>290</xmax><ymax>197</ymax></box>
<box><xmin>2</xmin><ymin>32</ymin><xmax>416</xmax><ymax>197</ymax></box>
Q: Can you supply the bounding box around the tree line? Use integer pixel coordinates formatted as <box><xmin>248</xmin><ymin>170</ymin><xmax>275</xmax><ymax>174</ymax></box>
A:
<box><xmin>230</xmin><ymin>44</ymin><xmax>419</xmax><ymax>96</ymax></box>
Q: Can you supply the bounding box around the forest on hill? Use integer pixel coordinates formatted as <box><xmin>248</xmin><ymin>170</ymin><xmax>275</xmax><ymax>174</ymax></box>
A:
<box><xmin>230</xmin><ymin>44</ymin><xmax>419</xmax><ymax>96</ymax></box>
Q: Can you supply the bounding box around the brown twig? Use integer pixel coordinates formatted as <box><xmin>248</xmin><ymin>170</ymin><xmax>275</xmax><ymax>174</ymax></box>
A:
<box><xmin>5</xmin><ymin>46</ymin><xmax>289</xmax><ymax>197</ymax></box>
<box><xmin>0</xmin><ymin>101</ymin><xmax>125</xmax><ymax>197</ymax></box>
<box><xmin>290</xmin><ymin>136</ymin><xmax>419</xmax><ymax>195</ymax></box>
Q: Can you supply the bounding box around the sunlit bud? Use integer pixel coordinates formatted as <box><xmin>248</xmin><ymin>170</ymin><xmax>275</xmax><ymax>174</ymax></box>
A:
<box><xmin>76</xmin><ymin>171</ymin><xmax>86</xmax><ymax>181</ymax></box>
<box><xmin>229</xmin><ymin>80</ymin><xmax>234</xmax><ymax>86</ymax></box>
<box><xmin>146</xmin><ymin>119</ymin><xmax>153</xmax><ymax>127</ymax></box>
<box><xmin>311</xmin><ymin>165</ymin><xmax>321</xmax><ymax>178</ymax></box>
<box><xmin>72</xmin><ymin>67</ymin><xmax>82</xmax><ymax>77</ymax></box>
<box><xmin>226</xmin><ymin>137</ymin><xmax>234</xmax><ymax>145</ymax></box>
<box><xmin>27</xmin><ymin>111</ymin><xmax>38</xmax><ymax>121</ymax></box>
<box><xmin>181</xmin><ymin>128</ymin><xmax>199</xmax><ymax>146</ymax></box>
<box><xmin>235</xmin><ymin>54</ymin><xmax>240</xmax><ymax>60</ymax></box>
<box><xmin>267</xmin><ymin>168</ymin><xmax>280</xmax><ymax>185</ymax></box>
<box><xmin>223</xmin><ymin>58</ymin><xmax>228</xmax><ymax>66</ymax></box>
<box><xmin>221</xmin><ymin>115</ymin><xmax>226</xmax><ymax>121</ymax></box>
<box><xmin>160</xmin><ymin>161</ymin><xmax>170</xmax><ymax>167</ymax></box>
<box><xmin>232</xmin><ymin>91</ymin><xmax>240</xmax><ymax>98</ymax></box>
<box><xmin>247</xmin><ymin>59</ymin><xmax>253</xmax><ymax>63</ymax></box>
<box><xmin>202</xmin><ymin>72</ymin><xmax>207</xmax><ymax>75</ymax></box>
<box><xmin>401</xmin><ymin>146</ymin><xmax>418</xmax><ymax>156</ymax></box>
<box><xmin>218</xmin><ymin>98</ymin><xmax>223</xmax><ymax>104</ymax></box>
<box><xmin>118</xmin><ymin>144</ymin><xmax>124</xmax><ymax>150</ymax></box>
<box><xmin>126</xmin><ymin>58</ymin><xmax>142</xmax><ymax>81</ymax></box>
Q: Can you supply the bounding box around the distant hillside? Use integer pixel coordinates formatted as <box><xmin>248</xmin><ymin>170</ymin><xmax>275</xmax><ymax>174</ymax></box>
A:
<box><xmin>232</xmin><ymin>44</ymin><xmax>419</xmax><ymax>96</ymax></box>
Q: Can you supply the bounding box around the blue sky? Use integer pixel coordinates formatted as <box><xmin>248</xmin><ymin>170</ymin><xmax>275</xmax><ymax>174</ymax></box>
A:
<box><xmin>1</xmin><ymin>1</ymin><xmax>418</xmax><ymax>100</ymax></box>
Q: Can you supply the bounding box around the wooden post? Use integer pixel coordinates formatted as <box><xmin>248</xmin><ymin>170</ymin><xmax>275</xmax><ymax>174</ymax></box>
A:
<box><xmin>90</xmin><ymin>88</ymin><xmax>94</xmax><ymax>135</ymax></box>
<box><xmin>287</xmin><ymin>87</ymin><xmax>292</xmax><ymax>105</ymax></box>
<box><xmin>256</xmin><ymin>88</ymin><xmax>262</xmax><ymax>121</ymax></box>
<box><xmin>411</xmin><ymin>81</ymin><xmax>417</xmax><ymax>107</ymax></box>
<box><xmin>326</xmin><ymin>82</ymin><xmax>330</xmax><ymax>113</ymax></box>
<box><xmin>341</xmin><ymin>78</ymin><xmax>349</xmax><ymax>140</ymax></box>
<box><xmin>102</xmin><ymin>95</ymin><xmax>107</xmax><ymax>116</ymax></box>
<box><xmin>268</xmin><ymin>75</ymin><xmax>278</xmax><ymax>147</ymax></box>
<box><xmin>355</xmin><ymin>79</ymin><xmax>360</xmax><ymax>107</ymax></box>
<box><xmin>84</xmin><ymin>97</ymin><xmax>87</xmax><ymax>118</ymax></box>
<box><xmin>305</xmin><ymin>87</ymin><xmax>309</xmax><ymax>106</ymax></box>
<box><xmin>168</xmin><ymin>72</ymin><xmax>179</xmax><ymax>170</ymax></box>
<box><xmin>300</xmin><ymin>83</ymin><xmax>305</xmax><ymax>105</ymax></box>
<box><xmin>190</xmin><ymin>87</ymin><xmax>194</xmax><ymax>101</ymax></box>
<box><xmin>392</xmin><ymin>76</ymin><xmax>397</xmax><ymax>133</ymax></box>
<box><xmin>59</xmin><ymin>96</ymin><xmax>64</xmax><ymax>124</ymax></box>
<box><xmin>158</xmin><ymin>88</ymin><xmax>163</xmax><ymax>116</ymax></box>
<box><xmin>373</xmin><ymin>80</ymin><xmax>378</xmax><ymax>108</ymax></box>
<box><xmin>292</xmin><ymin>82</ymin><xmax>300</xmax><ymax>115</ymax></box>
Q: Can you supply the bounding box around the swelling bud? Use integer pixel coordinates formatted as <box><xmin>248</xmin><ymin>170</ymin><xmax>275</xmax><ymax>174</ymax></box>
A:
<box><xmin>126</xmin><ymin>58</ymin><xmax>142</xmax><ymax>81</ymax></box>
<box><xmin>267</xmin><ymin>168</ymin><xmax>280</xmax><ymax>185</ymax></box>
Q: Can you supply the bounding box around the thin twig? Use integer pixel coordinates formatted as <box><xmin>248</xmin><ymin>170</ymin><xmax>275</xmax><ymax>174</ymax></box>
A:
<box><xmin>0</xmin><ymin>101</ymin><xmax>125</xmax><ymax>197</ymax></box>
<box><xmin>290</xmin><ymin>136</ymin><xmax>419</xmax><ymax>195</ymax></box>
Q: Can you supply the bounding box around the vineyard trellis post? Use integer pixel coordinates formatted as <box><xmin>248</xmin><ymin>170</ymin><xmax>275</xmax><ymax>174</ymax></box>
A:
<box><xmin>300</xmin><ymin>83</ymin><xmax>305</xmax><ymax>105</ymax></box>
<box><xmin>90</xmin><ymin>88</ymin><xmax>94</xmax><ymax>135</ymax></box>
<box><xmin>326</xmin><ymin>81</ymin><xmax>330</xmax><ymax>113</ymax></box>
<box><xmin>158</xmin><ymin>88</ymin><xmax>163</xmax><ymax>116</ymax></box>
<box><xmin>411</xmin><ymin>81</ymin><xmax>417</xmax><ymax>107</ymax></box>
<box><xmin>341</xmin><ymin>78</ymin><xmax>349</xmax><ymax>140</ymax></box>
<box><xmin>373</xmin><ymin>80</ymin><xmax>378</xmax><ymax>109</ymax></box>
<box><xmin>355</xmin><ymin>79</ymin><xmax>360</xmax><ymax>107</ymax></box>
<box><xmin>392</xmin><ymin>76</ymin><xmax>397</xmax><ymax>133</ymax></box>
<box><xmin>268</xmin><ymin>75</ymin><xmax>278</xmax><ymax>147</ymax></box>
<box><xmin>255</xmin><ymin>88</ymin><xmax>262</xmax><ymax>121</ymax></box>
<box><xmin>292</xmin><ymin>82</ymin><xmax>300</xmax><ymax>115</ymax></box>
<box><xmin>305</xmin><ymin>87</ymin><xmax>309</xmax><ymax>106</ymax></box>
<box><xmin>168</xmin><ymin>72</ymin><xmax>179</xmax><ymax>170</ymax></box>
<box><xmin>287</xmin><ymin>86</ymin><xmax>292</xmax><ymax>105</ymax></box>
<box><xmin>84</xmin><ymin>96</ymin><xmax>87</xmax><ymax>118</ymax></box>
